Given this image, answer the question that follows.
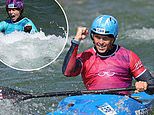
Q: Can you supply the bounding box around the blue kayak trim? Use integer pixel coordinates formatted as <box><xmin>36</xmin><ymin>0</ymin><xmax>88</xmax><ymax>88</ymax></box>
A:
<box><xmin>47</xmin><ymin>92</ymin><xmax>154</xmax><ymax>115</ymax></box>
<box><xmin>132</xmin><ymin>92</ymin><xmax>154</xmax><ymax>101</ymax></box>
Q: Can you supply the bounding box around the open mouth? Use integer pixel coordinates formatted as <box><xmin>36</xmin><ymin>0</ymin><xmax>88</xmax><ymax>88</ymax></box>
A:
<box><xmin>10</xmin><ymin>15</ymin><xmax>15</xmax><ymax>18</ymax></box>
<box><xmin>99</xmin><ymin>45</ymin><xmax>105</xmax><ymax>48</ymax></box>
<box><xmin>97</xmin><ymin>44</ymin><xmax>106</xmax><ymax>49</ymax></box>
<box><xmin>10</xmin><ymin>15</ymin><xmax>17</xmax><ymax>22</ymax></box>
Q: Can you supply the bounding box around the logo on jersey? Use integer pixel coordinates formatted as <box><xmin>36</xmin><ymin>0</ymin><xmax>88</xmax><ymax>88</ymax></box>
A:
<box><xmin>134</xmin><ymin>60</ymin><xmax>143</xmax><ymax>71</ymax></box>
<box><xmin>97</xmin><ymin>71</ymin><xmax>116</xmax><ymax>77</ymax></box>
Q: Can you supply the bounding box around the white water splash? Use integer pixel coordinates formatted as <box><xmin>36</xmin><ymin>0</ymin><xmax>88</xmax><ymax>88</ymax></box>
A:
<box><xmin>0</xmin><ymin>99</ymin><xmax>21</xmax><ymax>115</ymax></box>
<box><xmin>126</xmin><ymin>27</ymin><xmax>154</xmax><ymax>40</ymax></box>
<box><xmin>0</xmin><ymin>98</ymin><xmax>57</xmax><ymax>115</ymax></box>
<box><xmin>0</xmin><ymin>31</ymin><xmax>66</xmax><ymax>71</ymax></box>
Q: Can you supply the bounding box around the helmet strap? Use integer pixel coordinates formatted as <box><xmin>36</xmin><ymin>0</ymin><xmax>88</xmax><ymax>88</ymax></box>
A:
<box><xmin>90</xmin><ymin>33</ymin><xmax>94</xmax><ymax>40</ymax></box>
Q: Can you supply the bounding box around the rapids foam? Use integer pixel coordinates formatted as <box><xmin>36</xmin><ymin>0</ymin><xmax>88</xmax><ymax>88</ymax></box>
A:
<box><xmin>126</xmin><ymin>27</ymin><xmax>154</xmax><ymax>40</ymax></box>
<box><xmin>0</xmin><ymin>31</ymin><xmax>66</xmax><ymax>71</ymax></box>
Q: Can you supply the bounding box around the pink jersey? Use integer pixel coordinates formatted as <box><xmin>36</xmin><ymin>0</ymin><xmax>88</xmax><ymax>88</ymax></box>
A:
<box><xmin>77</xmin><ymin>46</ymin><xmax>146</xmax><ymax>90</ymax></box>
<box><xmin>63</xmin><ymin>44</ymin><xmax>146</xmax><ymax>93</ymax></box>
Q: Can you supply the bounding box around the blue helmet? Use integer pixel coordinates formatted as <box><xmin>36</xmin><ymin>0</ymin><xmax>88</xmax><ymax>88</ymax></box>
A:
<box><xmin>90</xmin><ymin>15</ymin><xmax>118</xmax><ymax>39</ymax></box>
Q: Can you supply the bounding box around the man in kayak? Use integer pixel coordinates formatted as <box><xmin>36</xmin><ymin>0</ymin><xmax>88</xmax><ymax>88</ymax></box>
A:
<box><xmin>0</xmin><ymin>0</ymin><xmax>38</xmax><ymax>34</ymax></box>
<box><xmin>62</xmin><ymin>15</ymin><xmax>154</xmax><ymax>94</ymax></box>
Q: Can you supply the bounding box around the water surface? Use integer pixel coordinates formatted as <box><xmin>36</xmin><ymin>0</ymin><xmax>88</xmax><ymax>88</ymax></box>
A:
<box><xmin>0</xmin><ymin>0</ymin><xmax>154</xmax><ymax>114</ymax></box>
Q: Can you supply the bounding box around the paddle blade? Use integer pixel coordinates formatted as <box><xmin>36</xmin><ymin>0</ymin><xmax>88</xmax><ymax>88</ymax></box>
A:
<box><xmin>0</xmin><ymin>87</ymin><xmax>31</xmax><ymax>102</ymax></box>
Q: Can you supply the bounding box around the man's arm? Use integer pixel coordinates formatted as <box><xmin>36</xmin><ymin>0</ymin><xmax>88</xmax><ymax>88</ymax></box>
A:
<box><xmin>62</xmin><ymin>27</ymin><xmax>89</xmax><ymax>77</ymax></box>
<box><xmin>129</xmin><ymin>51</ymin><xmax>154</xmax><ymax>94</ymax></box>
<box><xmin>62</xmin><ymin>40</ymin><xmax>82</xmax><ymax>77</ymax></box>
<box><xmin>135</xmin><ymin>70</ymin><xmax>154</xmax><ymax>94</ymax></box>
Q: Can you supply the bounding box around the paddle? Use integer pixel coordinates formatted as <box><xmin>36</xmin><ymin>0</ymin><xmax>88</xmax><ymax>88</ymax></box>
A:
<box><xmin>0</xmin><ymin>86</ymin><xmax>154</xmax><ymax>102</ymax></box>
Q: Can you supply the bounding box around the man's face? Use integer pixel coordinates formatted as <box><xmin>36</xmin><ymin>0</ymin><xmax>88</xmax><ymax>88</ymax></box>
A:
<box><xmin>7</xmin><ymin>8</ymin><xmax>21</xmax><ymax>22</ymax></box>
<box><xmin>93</xmin><ymin>34</ymin><xmax>114</xmax><ymax>54</ymax></box>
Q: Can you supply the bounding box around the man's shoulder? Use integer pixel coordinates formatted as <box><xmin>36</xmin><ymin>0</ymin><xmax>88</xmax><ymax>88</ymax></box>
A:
<box><xmin>118</xmin><ymin>46</ymin><xmax>138</xmax><ymax>56</ymax></box>
<box><xmin>78</xmin><ymin>48</ymin><xmax>95</xmax><ymax>57</ymax></box>
<box><xmin>77</xmin><ymin>47</ymin><xmax>95</xmax><ymax>61</ymax></box>
<box><xmin>83</xmin><ymin>47</ymin><xmax>95</xmax><ymax>53</ymax></box>
<box><xmin>118</xmin><ymin>46</ymin><xmax>131</xmax><ymax>53</ymax></box>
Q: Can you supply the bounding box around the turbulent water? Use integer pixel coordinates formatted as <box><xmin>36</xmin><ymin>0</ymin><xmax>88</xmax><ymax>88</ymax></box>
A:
<box><xmin>0</xmin><ymin>31</ymin><xmax>66</xmax><ymax>71</ymax></box>
<box><xmin>0</xmin><ymin>0</ymin><xmax>154</xmax><ymax>114</ymax></box>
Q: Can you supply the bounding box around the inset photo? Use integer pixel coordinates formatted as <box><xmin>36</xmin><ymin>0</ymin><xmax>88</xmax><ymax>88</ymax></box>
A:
<box><xmin>0</xmin><ymin>0</ymin><xmax>68</xmax><ymax>71</ymax></box>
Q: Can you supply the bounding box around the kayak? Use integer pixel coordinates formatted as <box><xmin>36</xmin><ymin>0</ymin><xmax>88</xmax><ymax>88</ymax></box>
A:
<box><xmin>47</xmin><ymin>92</ymin><xmax>154</xmax><ymax>115</ymax></box>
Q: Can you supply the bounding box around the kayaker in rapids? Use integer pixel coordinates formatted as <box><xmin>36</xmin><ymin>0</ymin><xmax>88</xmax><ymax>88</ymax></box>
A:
<box><xmin>62</xmin><ymin>15</ymin><xmax>154</xmax><ymax>94</ymax></box>
<box><xmin>0</xmin><ymin>0</ymin><xmax>38</xmax><ymax>34</ymax></box>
